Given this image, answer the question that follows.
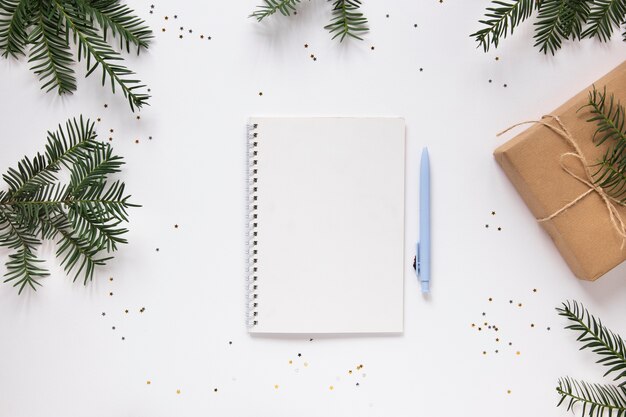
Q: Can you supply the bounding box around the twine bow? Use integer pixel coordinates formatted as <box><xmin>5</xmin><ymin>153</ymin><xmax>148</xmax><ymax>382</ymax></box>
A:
<box><xmin>497</xmin><ymin>115</ymin><xmax>626</xmax><ymax>250</ymax></box>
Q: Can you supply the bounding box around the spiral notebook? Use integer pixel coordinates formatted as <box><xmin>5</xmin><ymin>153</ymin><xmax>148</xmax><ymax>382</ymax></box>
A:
<box><xmin>246</xmin><ymin>117</ymin><xmax>405</xmax><ymax>334</ymax></box>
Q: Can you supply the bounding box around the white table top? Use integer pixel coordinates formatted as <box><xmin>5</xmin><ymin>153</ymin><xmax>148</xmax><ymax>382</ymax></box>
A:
<box><xmin>1</xmin><ymin>1</ymin><xmax>625</xmax><ymax>416</ymax></box>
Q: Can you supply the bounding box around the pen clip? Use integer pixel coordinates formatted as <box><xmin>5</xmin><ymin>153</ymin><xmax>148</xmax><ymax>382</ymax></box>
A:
<box><xmin>416</xmin><ymin>242</ymin><xmax>421</xmax><ymax>275</ymax></box>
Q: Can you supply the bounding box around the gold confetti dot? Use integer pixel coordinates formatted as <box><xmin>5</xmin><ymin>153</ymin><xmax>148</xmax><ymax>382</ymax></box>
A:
<box><xmin>329</xmin><ymin>385</ymin><xmax>334</xmax><ymax>390</ymax></box>
<box><xmin>146</xmin><ymin>380</ymin><xmax>151</xmax><ymax>385</ymax></box>
<box><xmin>176</xmin><ymin>389</ymin><xmax>180</xmax><ymax>394</ymax></box>
<box><xmin>274</xmin><ymin>384</ymin><xmax>279</xmax><ymax>389</ymax></box>
<box><xmin>516</xmin><ymin>351</ymin><xmax>521</xmax><ymax>355</ymax></box>
<box><xmin>304</xmin><ymin>362</ymin><xmax>308</xmax><ymax>367</ymax></box>
<box><xmin>288</xmin><ymin>360</ymin><xmax>292</xmax><ymax>365</ymax></box>
<box><xmin>507</xmin><ymin>389</ymin><xmax>511</xmax><ymax>394</ymax></box>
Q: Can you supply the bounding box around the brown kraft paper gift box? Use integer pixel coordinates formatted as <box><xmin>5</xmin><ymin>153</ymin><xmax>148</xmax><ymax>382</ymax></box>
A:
<box><xmin>494</xmin><ymin>60</ymin><xmax>626</xmax><ymax>281</ymax></box>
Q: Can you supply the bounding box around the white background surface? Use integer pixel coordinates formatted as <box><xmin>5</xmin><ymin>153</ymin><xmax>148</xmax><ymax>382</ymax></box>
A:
<box><xmin>0</xmin><ymin>1</ymin><xmax>625</xmax><ymax>416</ymax></box>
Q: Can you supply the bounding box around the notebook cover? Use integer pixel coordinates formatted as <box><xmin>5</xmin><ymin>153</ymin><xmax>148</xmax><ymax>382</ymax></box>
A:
<box><xmin>246</xmin><ymin>117</ymin><xmax>406</xmax><ymax>334</ymax></box>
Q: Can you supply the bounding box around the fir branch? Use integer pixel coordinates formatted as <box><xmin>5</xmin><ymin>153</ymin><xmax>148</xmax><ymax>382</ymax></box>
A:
<box><xmin>0</xmin><ymin>116</ymin><xmax>137</xmax><ymax>293</ymax></box>
<box><xmin>27</xmin><ymin>7</ymin><xmax>77</xmax><ymax>94</ymax></box>
<box><xmin>473</xmin><ymin>0</ymin><xmax>626</xmax><ymax>52</ymax></box>
<box><xmin>3</xmin><ymin>246</ymin><xmax>47</xmax><ymax>294</ymax></box>
<box><xmin>0</xmin><ymin>0</ymin><xmax>34</xmax><ymax>58</ymax></box>
<box><xmin>557</xmin><ymin>377</ymin><xmax>626</xmax><ymax>416</ymax></box>
<box><xmin>581</xmin><ymin>86</ymin><xmax>626</xmax><ymax>201</ymax></box>
<box><xmin>534</xmin><ymin>0</ymin><xmax>590</xmax><ymax>54</ymax></box>
<box><xmin>250</xmin><ymin>0</ymin><xmax>302</xmax><ymax>21</ymax></box>
<box><xmin>0</xmin><ymin>0</ymin><xmax>151</xmax><ymax>111</ymax></box>
<box><xmin>2</xmin><ymin>117</ymin><xmax>98</xmax><ymax>199</ymax></box>
<box><xmin>53</xmin><ymin>0</ymin><xmax>148</xmax><ymax>111</ymax></box>
<box><xmin>75</xmin><ymin>0</ymin><xmax>152</xmax><ymax>54</ymax></box>
<box><xmin>581</xmin><ymin>0</ymin><xmax>626</xmax><ymax>42</ymax></box>
<box><xmin>471</xmin><ymin>0</ymin><xmax>538</xmax><ymax>52</ymax></box>
<box><xmin>557</xmin><ymin>301</ymin><xmax>626</xmax><ymax>387</ymax></box>
<box><xmin>324</xmin><ymin>0</ymin><xmax>368</xmax><ymax>41</ymax></box>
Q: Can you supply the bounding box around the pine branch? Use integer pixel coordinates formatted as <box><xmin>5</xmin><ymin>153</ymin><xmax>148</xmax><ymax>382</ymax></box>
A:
<box><xmin>557</xmin><ymin>301</ymin><xmax>626</xmax><ymax>386</ymax></box>
<box><xmin>54</xmin><ymin>0</ymin><xmax>148</xmax><ymax>111</ymax></box>
<box><xmin>67</xmin><ymin>142</ymin><xmax>123</xmax><ymax>196</ymax></box>
<box><xmin>3</xmin><ymin>246</ymin><xmax>47</xmax><ymax>294</ymax></box>
<box><xmin>556</xmin><ymin>377</ymin><xmax>626</xmax><ymax>417</ymax></box>
<box><xmin>75</xmin><ymin>0</ymin><xmax>152</xmax><ymax>54</ymax></box>
<box><xmin>44</xmin><ymin>212</ymin><xmax>111</xmax><ymax>284</ymax></box>
<box><xmin>581</xmin><ymin>86</ymin><xmax>626</xmax><ymax>201</ymax></box>
<box><xmin>0</xmin><ymin>0</ymin><xmax>151</xmax><ymax>111</ymax></box>
<box><xmin>2</xmin><ymin>117</ymin><xmax>98</xmax><ymax>199</ymax></box>
<box><xmin>27</xmin><ymin>7</ymin><xmax>77</xmax><ymax>94</ymax></box>
<box><xmin>324</xmin><ymin>0</ymin><xmax>368</xmax><ymax>41</ymax></box>
<box><xmin>534</xmin><ymin>0</ymin><xmax>590</xmax><ymax>54</ymax></box>
<box><xmin>471</xmin><ymin>0</ymin><xmax>538</xmax><ymax>52</ymax></box>
<box><xmin>0</xmin><ymin>0</ymin><xmax>33</xmax><ymax>58</ymax></box>
<box><xmin>0</xmin><ymin>116</ymin><xmax>136</xmax><ymax>293</ymax></box>
<box><xmin>581</xmin><ymin>0</ymin><xmax>626</xmax><ymax>42</ymax></box>
<box><xmin>250</xmin><ymin>0</ymin><xmax>302</xmax><ymax>21</ymax></box>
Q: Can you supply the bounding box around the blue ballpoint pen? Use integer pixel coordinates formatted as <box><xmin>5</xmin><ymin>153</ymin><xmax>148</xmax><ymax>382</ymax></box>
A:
<box><xmin>416</xmin><ymin>148</ymin><xmax>431</xmax><ymax>293</ymax></box>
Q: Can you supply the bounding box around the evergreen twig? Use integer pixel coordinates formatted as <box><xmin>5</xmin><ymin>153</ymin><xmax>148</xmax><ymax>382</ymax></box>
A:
<box><xmin>250</xmin><ymin>0</ymin><xmax>369</xmax><ymax>42</ymax></box>
<box><xmin>472</xmin><ymin>0</ymin><xmax>626</xmax><ymax>54</ymax></box>
<box><xmin>555</xmin><ymin>301</ymin><xmax>626</xmax><ymax>417</ymax></box>
<box><xmin>0</xmin><ymin>116</ymin><xmax>137</xmax><ymax>293</ymax></box>
<box><xmin>581</xmin><ymin>86</ymin><xmax>626</xmax><ymax>202</ymax></box>
<box><xmin>0</xmin><ymin>0</ymin><xmax>152</xmax><ymax>111</ymax></box>
<box><xmin>324</xmin><ymin>0</ymin><xmax>368</xmax><ymax>41</ymax></box>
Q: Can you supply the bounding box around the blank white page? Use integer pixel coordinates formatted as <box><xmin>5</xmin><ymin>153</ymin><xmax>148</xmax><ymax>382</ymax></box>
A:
<box><xmin>248</xmin><ymin>117</ymin><xmax>405</xmax><ymax>334</ymax></box>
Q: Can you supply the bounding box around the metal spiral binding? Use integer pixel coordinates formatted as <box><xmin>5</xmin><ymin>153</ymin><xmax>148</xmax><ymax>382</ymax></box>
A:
<box><xmin>246</xmin><ymin>123</ymin><xmax>259</xmax><ymax>328</ymax></box>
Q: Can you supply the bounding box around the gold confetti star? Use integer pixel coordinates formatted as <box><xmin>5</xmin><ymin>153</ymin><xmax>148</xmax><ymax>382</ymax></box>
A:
<box><xmin>176</xmin><ymin>389</ymin><xmax>181</xmax><ymax>394</ymax></box>
<box><xmin>329</xmin><ymin>385</ymin><xmax>334</xmax><ymax>391</ymax></box>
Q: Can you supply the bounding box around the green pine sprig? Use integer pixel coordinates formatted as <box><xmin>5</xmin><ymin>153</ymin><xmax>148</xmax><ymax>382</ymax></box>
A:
<box><xmin>324</xmin><ymin>0</ymin><xmax>368</xmax><ymax>41</ymax></box>
<box><xmin>0</xmin><ymin>116</ymin><xmax>137</xmax><ymax>294</ymax></box>
<box><xmin>0</xmin><ymin>0</ymin><xmax>152</xmax><ymax>111</ymax></box>
<box><xmin>471</xmin><ymin>0</ymin><xmax>538</xmax><ymax>52</ymax></box>
<box><xmin>555</xmin><ymin>301</ymin><xmax>626</xmax><ymax>417</ymax></box>
<box><xmin>472</xmin><ymin>0</ymin><xmax>626</xmax><ymax>55</ymax></box>
<box><xmin>581</xmin><ymin>86</ymin><xmax>626</xmax><ymax>202</ymax></box>
<box><xmin>557</xmin><ymin>377</ymin><xmax>626</xmax><ymax>417</ymax></box>
<box><xmin>249</xmin><ymin>0</ymin><xmax>302</xmax><ymax>21</ymax></box>
<box><xmin>250</xmin><ymin>0</ymin><xmax>369</xmax><ymax>42</ymax></box>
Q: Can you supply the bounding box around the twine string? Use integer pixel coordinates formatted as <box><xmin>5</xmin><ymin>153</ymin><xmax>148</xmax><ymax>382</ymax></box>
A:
<box><xmin>497</xmin><ymin>115</ymin><xmax>626</xmax><ymax>250</ymax></box>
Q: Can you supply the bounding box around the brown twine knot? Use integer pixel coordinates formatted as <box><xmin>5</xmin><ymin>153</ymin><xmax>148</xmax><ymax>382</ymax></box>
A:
<box><xmin>497</xmin><ymin>115</ymin><xmax>626</xmax><ymax>250</ymax></box>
